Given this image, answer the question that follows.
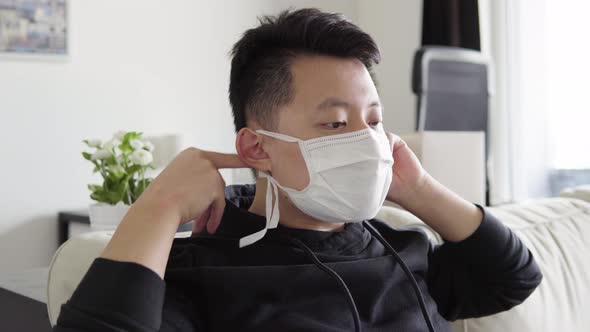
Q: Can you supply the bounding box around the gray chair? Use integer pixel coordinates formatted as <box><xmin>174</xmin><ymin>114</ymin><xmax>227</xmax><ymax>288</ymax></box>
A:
<box><xmin>412</xmin><ymin>46</ymin><xmax>493</xmax><ymax>203</ymax></box>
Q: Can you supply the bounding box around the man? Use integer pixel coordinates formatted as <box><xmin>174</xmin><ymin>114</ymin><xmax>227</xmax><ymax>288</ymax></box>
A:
<box><xmin>54</xmin><ymin>8</ymin><xmax>542</xmax><ymax>332</ymax></box>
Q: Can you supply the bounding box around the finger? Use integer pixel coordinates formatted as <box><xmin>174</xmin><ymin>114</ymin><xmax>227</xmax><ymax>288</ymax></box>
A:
<box><xmin>204</xmin><ymin>151</ymin><xmax>247</xmax><ymax>169</ymax></box>
<box><xmin>193</xmin><ymin>206</ymin><xmax>211</xmax><ymax>233</ymax></box>
<box><xmin>392</xmin><ymin>136</ymin><xmax>407</xmax><ymax>153</ymax></box>
<box><xmin>206</xmin><ymin>195</ymin><xmax>226</xmax><ymax>234</ymax></box>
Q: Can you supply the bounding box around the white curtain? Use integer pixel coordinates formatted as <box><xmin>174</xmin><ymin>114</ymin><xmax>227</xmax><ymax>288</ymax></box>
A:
<box><xmin>482</xmin><ymin>0</ymin><xmax>552</xmax><ymax>204</ymax></box>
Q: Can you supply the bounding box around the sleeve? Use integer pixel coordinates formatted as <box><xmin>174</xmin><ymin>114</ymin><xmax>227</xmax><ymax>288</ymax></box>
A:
<box><xmin>52</xmin><ymin>258</ymin><xmax>199</xmax><ymax>332</ymax></box>
<box><xmin>426</xmin><ymin>205</ymin><xmax>543</xmax><ymax>321</ymax></box>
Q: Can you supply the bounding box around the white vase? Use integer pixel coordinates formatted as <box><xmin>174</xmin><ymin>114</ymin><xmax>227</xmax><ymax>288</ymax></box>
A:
<box><xmin>88</xmin><ymin>202</ymin><xmax>130</xmax><ymax>231</ymax></box>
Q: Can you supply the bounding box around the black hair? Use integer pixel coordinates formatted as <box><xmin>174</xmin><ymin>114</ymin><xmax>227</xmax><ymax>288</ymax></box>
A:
<box><xmin>229</xmin><ymin>8</ymin><xmax>381</xmax><ymax>132</ymax></box>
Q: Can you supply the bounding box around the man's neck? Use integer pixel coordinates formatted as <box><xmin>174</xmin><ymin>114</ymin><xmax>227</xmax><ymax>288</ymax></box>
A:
<box><xmin>248</xmin><ymin>177</ymin><xmax>345</xmax><ymax>232</ymax></box>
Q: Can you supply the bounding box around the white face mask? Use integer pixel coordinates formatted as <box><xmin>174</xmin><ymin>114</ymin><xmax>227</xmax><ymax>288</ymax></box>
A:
<box><xmin>239</xmin><ymin>125</ymin><xmax>394</xmax><ymax>248</ymax></box>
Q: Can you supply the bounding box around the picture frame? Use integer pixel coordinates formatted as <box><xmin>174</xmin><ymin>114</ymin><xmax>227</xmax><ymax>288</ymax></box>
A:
<box><xmin>0</xmin><ymin>0</ymin><xmax>68</xmax><ymax>61</ymax></box>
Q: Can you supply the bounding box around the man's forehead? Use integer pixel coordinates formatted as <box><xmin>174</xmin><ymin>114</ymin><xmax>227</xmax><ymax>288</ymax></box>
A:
<box><xmin>288</xmin><ymin>55</ymin><xmax>379</xmax><ymax>109</ymax></box>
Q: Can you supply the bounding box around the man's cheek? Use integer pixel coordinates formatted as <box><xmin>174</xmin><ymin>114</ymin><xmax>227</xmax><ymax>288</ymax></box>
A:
<box><xmin>271</xmin><ymin>146</ymin><xmax>309</xmax><ymax>191</ymax></box>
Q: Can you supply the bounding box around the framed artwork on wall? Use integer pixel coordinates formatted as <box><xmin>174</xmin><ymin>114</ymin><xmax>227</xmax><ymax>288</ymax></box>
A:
<box><xmin>0</xmin><ymin>0</ymin><xmax>67</xmax><ymax>59</ymax></box>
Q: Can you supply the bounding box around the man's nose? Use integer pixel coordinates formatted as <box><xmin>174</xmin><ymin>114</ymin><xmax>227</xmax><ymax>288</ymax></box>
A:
<box><xmin>347</xmin><ymin>115</ymin><xmax>373</xmax><ymax>132</ymax></box>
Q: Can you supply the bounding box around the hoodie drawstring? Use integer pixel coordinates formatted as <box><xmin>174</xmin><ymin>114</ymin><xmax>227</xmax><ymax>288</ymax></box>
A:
<box><xmin>284</xmin><ymin>221</ymin><xmax>437</xmax><ymax>332</ymax></box>
<box><xmin>363</xmin><ymin>220</ymin><xmax>437</xmax><ymax>332</ymax></box>
<box><xmin>286</xmin><ymin>236</ymin><xmax>362</xmax><ymax>332</ymax></box>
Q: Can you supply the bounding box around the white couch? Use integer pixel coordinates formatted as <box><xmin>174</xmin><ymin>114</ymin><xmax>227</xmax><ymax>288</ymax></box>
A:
<box><xmin>47</xmin><ymin>197</ymin><xmax>590</xmax><ymax>331</ymax></box>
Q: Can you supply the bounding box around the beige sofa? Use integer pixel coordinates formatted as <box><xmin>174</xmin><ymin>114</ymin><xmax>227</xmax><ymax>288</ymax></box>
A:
<box><xmin>47</xmin><ymin>197</ymin><xmax>590</xmax><ymax>331</ymax></box>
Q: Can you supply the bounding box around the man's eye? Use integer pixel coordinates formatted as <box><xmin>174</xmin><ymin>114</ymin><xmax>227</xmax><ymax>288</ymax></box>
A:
<box><xmin>325</xmin><ymin>122</ymin><xmax>346</xmax><ymax>129</ymax></box>
<box><xmin>369</xmin><ymin>121</ymin><xmax>382</xmax><ymax>127</ymax></box>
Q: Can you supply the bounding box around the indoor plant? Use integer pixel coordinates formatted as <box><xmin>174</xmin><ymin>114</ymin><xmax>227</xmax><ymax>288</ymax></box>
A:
<box><xmin>82</xmin><ymin>130</ymin><xmax>155</xmax><ymax>230</ymax></box>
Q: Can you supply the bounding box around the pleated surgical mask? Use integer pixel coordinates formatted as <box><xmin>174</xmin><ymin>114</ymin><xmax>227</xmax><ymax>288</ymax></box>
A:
<box><xmin>239</xmin><ymin>126</ymin><xmax>394</xmax><ymax>248</ymax></box>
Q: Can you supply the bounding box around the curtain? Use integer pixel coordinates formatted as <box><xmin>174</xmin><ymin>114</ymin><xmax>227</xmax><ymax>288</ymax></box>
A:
<box><xmin>484</xmin><ymin>0</ymin><xmax>552</xmax><ymax>203</ymax></box>
<box><xmin>422</xmin><ymin>0</ymin><xmax>481</xmax><ymax>50</ymax></box>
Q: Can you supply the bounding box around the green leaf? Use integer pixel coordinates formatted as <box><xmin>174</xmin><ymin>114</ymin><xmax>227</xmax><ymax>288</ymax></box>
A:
<box><xmin>123</xmin><ymin>192</ymin><xmax>130</xmax><ymax>205</ymax></box>
<box><xmin>107</xmin><ymin>165</ymin><xmax>126</xmax><ymax>180</ymax></box>
<box><xmin>103</xmin><ymin>177</ymin><xmax>115</xmax><ymax>191</ymax></box>
<box><xmin>123</xmin><ymin>131</ymin><xmax>142</xmax><ymax>142</ymax></box>
<box><xmin>126</xmin><ymin>165</ymin><xmax>142</xmax><ymax>175</ymax></box>
<box><xmin>104</xmin><ymin>156</ymin><xmax>117</xmax><ymax>166</ymax></box>
<box><xmin>119</xmin><ymin>132</ymin><xmax>142</xmax><ymax>155</ymax></box>
<box><xmin>133</xmin><ymin>181</ymin><xmax>145</xmax><ymax>199</ymax></box>
<box><xmin>87</xmin><ymin>184</ymin><xmax>102</xmax><ymax>192</ymax></box>
<box><xmin>119</xmin><ymin>143</ymin><xmax>133</xmax><ymax>155</ymax></box>
<box><xmin>113</xmin><ymin>177</ymin><xmax>130</xmax><ymax>202</ymax></box>
<box><xmin>90</xmin><ymin>191</ymin><xmax>111</xmax><ymax>204</ymax></box>
<box><xmin>91</xmin><ymin>180</ymin><xmax>127</xmax><ymax>204</ymax></box>
<box><xmin>82</xmin><ymin>152</ymin><xmax>92</xmax><ymax>161</ymax></box>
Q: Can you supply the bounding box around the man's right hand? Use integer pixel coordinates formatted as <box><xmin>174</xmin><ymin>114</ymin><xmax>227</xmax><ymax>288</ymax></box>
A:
<box><xmin>138</xmin><ymin>147</ymin><xmax>247</xmax><ymax>234</ymax></box>
<box><xmin>100</xmin><ymin>147</ymin><xmax>246</xmax><ymax>279</ymax></box>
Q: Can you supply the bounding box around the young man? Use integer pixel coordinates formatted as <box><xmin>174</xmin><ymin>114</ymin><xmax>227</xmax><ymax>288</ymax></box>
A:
<box><xmin>54</xmin><ymin>8</ymin><xmax>542</xmax><ymax>332</ymax></box>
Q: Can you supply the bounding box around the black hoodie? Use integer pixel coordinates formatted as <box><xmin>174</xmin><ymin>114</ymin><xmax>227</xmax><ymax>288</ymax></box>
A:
<box><xmin>54</xmin><ymin>184</ymin><xmax>542</xmax><ymax>332</ymax></box>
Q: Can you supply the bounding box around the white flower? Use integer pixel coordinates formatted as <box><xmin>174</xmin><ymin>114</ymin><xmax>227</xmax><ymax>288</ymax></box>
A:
<box><xmin>129</xmin><ymin>149</ymin><xmax>153</xmax><ymax>166</ymax></box>
<box><xmin>130</xmin><ymin>139</ymin><xmax>144</xmax><ymax>150</ymax></box>
<box><xmin>103</xmin><ymin>138</ymin><xmax>121</xmax><ymax>150</ymax></box>
<box><xmin>87</xmin><ymin>139</ymin><xmax>102</xmax><ymax>148</ymax></box>
<box><xmin>109</xmin><ymin>164</ymin><xmax>125</xmax><ymax>175</ymax></box>
<box><xmin>91</xmin><ymin>149</ymin><xmax>112</xmax><ymax>160</ymax></box>
<box><xmin>113</xmin><ymin>130</ymin><xmax>127</xmax><ymax>140</ymax></box>
<box><xmin>142</xmin><ymin>140</ymin><xmax>155</xmax><ymax>152</ymax></box>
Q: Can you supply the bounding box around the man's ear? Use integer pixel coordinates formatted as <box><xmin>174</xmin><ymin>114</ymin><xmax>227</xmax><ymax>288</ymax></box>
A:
<box><xmin>235</xmin><ymin>127</ymin><xmax>272</xmax><ymax>172</ymax></box>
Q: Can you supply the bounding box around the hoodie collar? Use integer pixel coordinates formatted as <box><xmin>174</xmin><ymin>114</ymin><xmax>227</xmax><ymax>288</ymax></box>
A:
<box><xmin>206</xmin><ymin>184</ymin><xmax>372</xmax><ymax>255</ymax></box>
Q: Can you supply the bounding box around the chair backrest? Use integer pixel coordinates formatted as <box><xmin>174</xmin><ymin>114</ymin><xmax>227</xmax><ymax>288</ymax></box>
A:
<box><xmin>412</xmin><ymin>46</ymin><xmax>493</xmax><ymax>204</ymax></box>
<box><xmin>412</xmin><ymin>46</ymin><xmax>492</xmax><ymax>137</ymax></box>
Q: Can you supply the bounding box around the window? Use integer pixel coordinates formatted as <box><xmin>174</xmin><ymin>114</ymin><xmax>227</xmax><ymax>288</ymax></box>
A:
<box><xmin>546</xmin><ymin>0</ymin><xmax>590</xmax><ymax>170</ymax></box>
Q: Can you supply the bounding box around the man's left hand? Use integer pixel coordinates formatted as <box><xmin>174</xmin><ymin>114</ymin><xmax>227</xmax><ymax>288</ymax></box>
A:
<box><xmin>385</xmin><ymin>132</ymin><xmax>428</xmax><ymax>206</ymax></box>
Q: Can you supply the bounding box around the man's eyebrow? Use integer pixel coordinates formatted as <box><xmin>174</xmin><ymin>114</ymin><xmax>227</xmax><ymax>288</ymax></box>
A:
<box><xmin>316</xmin><ymin>97</ymin><xmax>381</xmax><ymax>110</ymax></box>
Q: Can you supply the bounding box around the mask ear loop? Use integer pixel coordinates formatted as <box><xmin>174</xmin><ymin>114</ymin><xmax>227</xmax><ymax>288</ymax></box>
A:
<box><xmin>256</xmin><ymin>130</ymin><xmax>300</xmax><ymax>143</ymax></box>
<box><xmin>238</xmin><ymin>130</ymin><xmax>298</xmax><ymax>248</ymax></box>
<box><xmin>267</xmin><ymin>175</ymin><xmax>280</xmax><ymax>229</ymax></box>
<box><xmin>238</xmin><ymin>172</ymin><xmax>280</xmax><ymax>248</ymax></box>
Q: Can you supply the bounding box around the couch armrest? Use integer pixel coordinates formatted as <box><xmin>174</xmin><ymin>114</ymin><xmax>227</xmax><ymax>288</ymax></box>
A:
<box><xmin>46</xmin><ymin>230</ymin><xmax>191</xmax><ymax>326</ymax></box>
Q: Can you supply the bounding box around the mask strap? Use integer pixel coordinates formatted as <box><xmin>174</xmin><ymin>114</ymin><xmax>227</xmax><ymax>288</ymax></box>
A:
<box><xmin>266</xmin><ymin>175</ymin><xmax>280</xmax><ymax>228</ymax></box>
<box><xmin>256</xmin><ymin>130</ymin><xmax>300</xmax><ymax>143</ymax></box>
<box><xmin>238</xmin><ymin>172</ymin><xmax>280</xmax><ymax>248</ymax></box>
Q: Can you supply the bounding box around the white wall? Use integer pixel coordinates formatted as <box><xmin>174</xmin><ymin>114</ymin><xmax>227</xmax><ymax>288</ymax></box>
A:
<box><xmin>0</xmin><ymin>0</ymin><xmax>417</xmax><ymax>270</ymax></box>
<box><xmin>356</xmin><ymin>0</ymin><xmax>422</xmax><ymax>134</ymax></box>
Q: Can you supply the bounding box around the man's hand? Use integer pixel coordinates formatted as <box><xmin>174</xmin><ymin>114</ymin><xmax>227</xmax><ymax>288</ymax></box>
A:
<box><xmin>139</xmin><ymin>148</ymin><xmax>246</xmax><ymax>234</ymax></box>
<box><xmin>384</xmin><ymin>132</ymin><xmax>482</xmax><ymax>243</ymax></box>
<box><xmin>100</xmin><ymin>147</ymin><xmax>246</xmax><ymax>278</ymax></box>
<box><xmin>384</xmin><ymin>133</ymin><xmax>428</xmax><ymax>205</ymax></box>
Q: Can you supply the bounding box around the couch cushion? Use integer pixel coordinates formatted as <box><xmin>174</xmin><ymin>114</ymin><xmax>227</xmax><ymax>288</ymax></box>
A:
<box><xmin>451</xmin><ymin>198</ymin><xmax>590</xmax><ymax>332</ymax></box>
<box><xmin>379</xmin><ymin>198</ymin><xmax>590</xmax><ymax>332</ymax></box>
